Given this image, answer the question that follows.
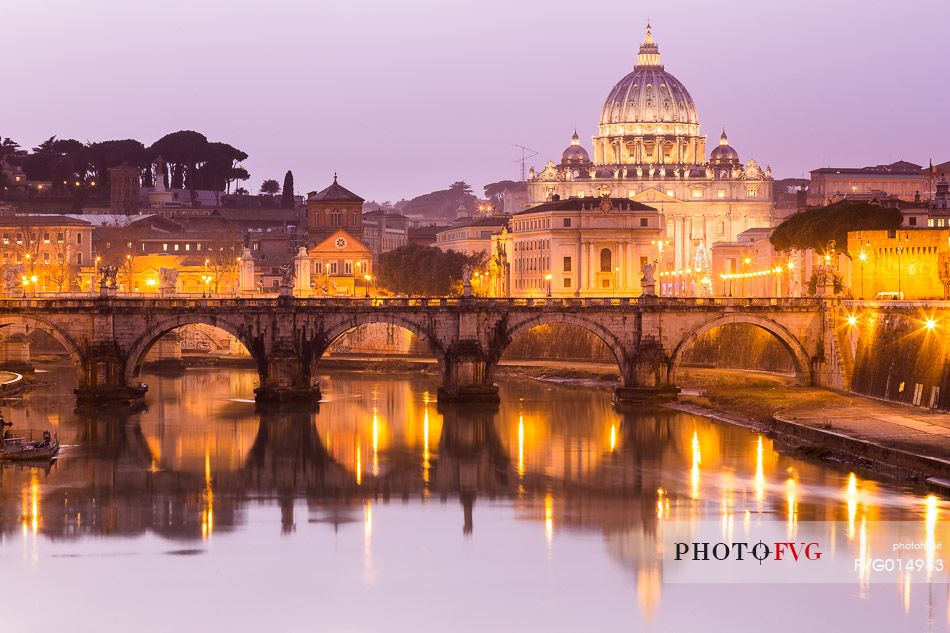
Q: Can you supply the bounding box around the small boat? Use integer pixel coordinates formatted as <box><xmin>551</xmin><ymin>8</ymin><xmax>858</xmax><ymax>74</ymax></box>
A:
<box><xmin>0</xmin><ymin>427</ymin><xmax>59</xmax><ymax>461</ymax></box>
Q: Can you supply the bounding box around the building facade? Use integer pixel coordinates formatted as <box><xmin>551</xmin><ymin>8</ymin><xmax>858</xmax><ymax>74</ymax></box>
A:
<box><xmin>435</xmin><ymin>216</ymin><xmax>510</xmax><ymax>257</ymax></box>
<box><xmin>809</xmin><ymin>161</ymin><xmax>931</xmax><ymax>205</ymax></box>
<box><xmin>525</xmin><ymin>25</ymin><xmax>775</xmax><ymax>274</ymax></box>
<box><xmin>503</xmin><ymin>196</ymin><xmax>662</xmax><ymax>297</ymax></box>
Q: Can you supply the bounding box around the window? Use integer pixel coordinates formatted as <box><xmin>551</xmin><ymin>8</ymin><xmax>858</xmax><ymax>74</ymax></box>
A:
<box><xmin>344</xmin><ymin>260</ymin><xmax>353</xmax><ymax>274</ymax></box>
<box><xmin>173</xmin><ymin>244</ymin><xmax>179</xmax><ymax>251</ymax></box>
<box><xmin>77</xmin><ymin>253</ymin><xmax>82</xmax><ymax>266</ymax></box>
<box><xmin>691</xmin><ymin>189</ymin><xmax>703</xmax><ymax>198</ymax></box>
<box><xmin>43</xmin><ymin>233</ymin><xmax>50</xmax><ymax>244</ymax></box>
<box><xmin>329</xmin><ymin>261</ymin><xmax>338</xmax><ymax>274</ymax></box>
<box><xmin>162</xmin><ymin>243</ymin><xmax>168</xmax><ymax>252</ymax></box>
<box><xmin>746</xmin><ymin>185</ymin><xmax>758</xmax><ymax>197</ymax></box>
<box><xmin>185</xmin><ymin>243</ymin><xmax>191</xmax><ymax>251</ymax></box>
<box><xmin>197</xmin><ymin>243</ymin><xmax>202</xmax><ymax>251</ymax></box>
<box><xmin>718</xmin><ymin>221</ymin><xmax>726</xmax><ymax>235</ymax></box>
<box><xmin>600</xmin><ymin>248</ymin><xmax>612</xmax><ymax>272</ymax></box>
<box><xmin>928</xmin><ymin>218</ymin><xmax>935</xmax><ymax>227</ymax></box>
<box><xmin>563</xmin><ymin>256</ymin><xmax>572</xmax><ymax>272</ymax></box>
<box><xmin>563</xmin><ymin>218</ymin><xmax>571</xmax><ymax>228</ymax></box>
<box><xmin>1</xmin><ymin>234</ymin><xmax>7</xmax><ymax>245</ymax></box>
<box><xmin>43</xmin><ymin>252</ymin><xmax>50</xmax><ymax>264</ymax></box>
<box><xmin>909</xmin><ymin>217</ymin><xmax>917</xmax><ymax>226</ymax></box>
<box><xmin>940</xmin><ymin>219</ymin><xmax>947</xmax><ymax>228</ymax></box>
<box><xmin>253</xmin><ymin>242</ymin><xmax>259</xmax><ymax>251</ymax></box>
<box><xmin>602</xmin><ymin>279</ymin><xmax>610</xmax><ymax>288</ymax></box>
<box><xmin>314</xmin><ymin>261</ymin><xmax>323</xmax><ymax>274</ymax></box>
<box><xmin>666</xmin><ymin>189</ymin><xmax>675</xmax><ymax>197</ymax></box>
<box><xmin>640</xmin><ymin>218</ymin><xmax>649</xmax><ymax>227</ymax></box>
<box><xmin>56</xmin><ymin>253</ymin><xmax>63</xmax><ymax>265</ymax></box>
<box><xmin>563</xmin><ymin>277</ymin><xmax>571</xmax><ymax>288</ymax></box>
<box><xmin>717</xmin><ymin>189</ymin><xmax>726</xmax><ymax>199</ymax></box>
<box><xmin>57</xmin><ymin>232</ymin><xmax>64</xmax><ymax>243</ymax></box>
<box><xmin>330</xmin><ymin>210</ymin><xmax>341</xmax><ymax>227</ymax></box>
<box><xmin>76</xmin><ymin>233</ymin><xmax>82</xmax><ymax>245</ymax></box>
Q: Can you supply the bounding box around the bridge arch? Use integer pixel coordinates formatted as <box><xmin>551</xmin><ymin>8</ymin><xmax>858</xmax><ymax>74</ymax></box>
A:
<box><xmin>123</xmin><ymin>314</ymin><xmax>261</xmax><ymax>384</ymax></box>
<box><xmin>0</xmin><ymin>314</ymin><xmax>85</xmax><ymax>378</ymax></box>
<box><xmin>668</xmin><ymin>313</ymin><xmax>813</xmax><ymax>386</ymax></box>
<box><xmin>313</xmin><ymin>313</ymin><xmax>446</xmax><ymax>372</ymax></box>
<box><xmin>497</xmin><ymin>314</ymin><xmax>627</xmax><ymax>378</ymax></box>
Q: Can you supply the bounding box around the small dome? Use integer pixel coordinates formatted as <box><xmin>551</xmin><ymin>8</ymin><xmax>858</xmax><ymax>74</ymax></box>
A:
<box><xmin>709</xmin><ymin>130</ymin><xmax>739</xmax><ymax>166</ymax></box>
<box><xmin>561</xmin><ymin>130</ymin><xmax>590</xmax><ymax>165</ymax></box>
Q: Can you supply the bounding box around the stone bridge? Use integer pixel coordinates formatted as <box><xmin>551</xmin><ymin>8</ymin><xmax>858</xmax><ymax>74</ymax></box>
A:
<box><xmin>0</xmin><ymin>296</ymin><xmax>845</xmax><ymax>406</ymax></box>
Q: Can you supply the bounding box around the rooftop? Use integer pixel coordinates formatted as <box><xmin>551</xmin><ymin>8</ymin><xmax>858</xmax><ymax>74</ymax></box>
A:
<box><xmin>308</xmin><ymin>175</ymin><xmax>364</xmax><ymax>203</ymax></box>
<box><xmin>515</xmin><ymin>197</ymin><xmax>656</xmax><ymax>215</ymax></box>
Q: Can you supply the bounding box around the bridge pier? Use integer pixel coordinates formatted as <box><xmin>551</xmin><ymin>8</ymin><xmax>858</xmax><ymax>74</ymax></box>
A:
<box><xmin>254</xmin><ymin>350</ymin><xmax>321</xmax><ymax>403</ymax></box>
<box><xmin>614</xmin><ymin>342</ymin><xmax>680</xmax><ymax>407</ymax></box>
<box><xmin>75</xmin><ymin>349</ymin><xmax>147</xmax><ymax>407</ymax></box>
<box><xmin>437</xmin><ymin>342</ymin><xmax>499</xmax><ymax>404</ymax></box>
<box><xmin>0</xmin><ymin>328</ymin><xmax>33</xmax><ymax>373</ymax></box>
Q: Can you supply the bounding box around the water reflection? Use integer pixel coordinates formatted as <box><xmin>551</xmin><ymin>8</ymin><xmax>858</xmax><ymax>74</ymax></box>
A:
<box><xmin>0</xmin><ymin>365</ymin><xmax>948</xmax><ymax>631</ymax></box>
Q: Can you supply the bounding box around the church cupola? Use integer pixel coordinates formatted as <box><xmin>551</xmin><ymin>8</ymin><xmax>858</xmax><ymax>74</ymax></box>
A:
<box><xmin>635</xmin><ymin>23</ymin><xmax>662</xmax><ymax>68</ymax></box>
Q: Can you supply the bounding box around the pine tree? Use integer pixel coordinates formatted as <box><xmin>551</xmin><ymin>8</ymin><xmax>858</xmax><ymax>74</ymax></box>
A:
<box><xmin>281</xmin><ymin>170</ymin><xmax>295</xmax><ymax>209</ymax></box>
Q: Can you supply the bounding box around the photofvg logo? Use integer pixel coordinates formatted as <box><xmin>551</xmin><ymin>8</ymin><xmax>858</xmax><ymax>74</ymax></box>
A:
<box><xmin>662</xmin><ymin>521</ymin><xmax>949</xmax><ymax>584</ymax></box>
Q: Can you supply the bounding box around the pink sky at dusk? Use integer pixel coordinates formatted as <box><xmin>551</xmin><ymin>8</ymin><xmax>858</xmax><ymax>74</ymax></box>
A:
<box><xmin>4</xmin><ymin>0</ymin><xmax>947</xmax><ymax>202</ymax></box>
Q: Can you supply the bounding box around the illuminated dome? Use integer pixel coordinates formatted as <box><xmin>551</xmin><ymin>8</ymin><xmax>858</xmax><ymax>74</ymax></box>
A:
<box><xmin>561</xmin><ymin>130</ymin><xmax>591</xmax><ymax>165</ymax></box>
<box><xmin>593</xmin><ymin>25</ymin><xmax>706</xmax><ymax>166</ymax></box>
<box><xmin>599</xmin><ymin>25</ymin><xmax>699</xmax><ymax>131</ymax></box>
<box><xmin>709</xmin><ymin>130</ymin><xmax>739</xmax><ymax>166</ymax></box>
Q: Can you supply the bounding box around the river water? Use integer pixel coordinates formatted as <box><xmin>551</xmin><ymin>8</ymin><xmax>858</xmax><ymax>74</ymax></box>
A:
<box><xmin>0</xmin><ymin>364</ymin><xmax>947</xmax><ymax>632</ymax></box>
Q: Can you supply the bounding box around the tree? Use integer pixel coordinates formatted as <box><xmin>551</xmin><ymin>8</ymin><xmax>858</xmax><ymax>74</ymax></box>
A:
<box><xmin>281</xmin><ymin>170</ymin><xmax>295</xmax><ymax>208</ymax></box>
<box><xmin>402</xmin><ymin>182</ymin><xmax>478</xmax><ymax>219</ymax></box>
<box><xmin>377</xmin><ymin>244</ymin><xmax>481</xmax><ymax>296</ymax></box>
<box><xmin>770</xmin><ymin>201</ymin><xmax>902</xmax><ymax>256</ymax></box>
<box><xmin>260</xmin><ymin>179</ymin><xmax>280</xmax><ymax>196</ymax></box>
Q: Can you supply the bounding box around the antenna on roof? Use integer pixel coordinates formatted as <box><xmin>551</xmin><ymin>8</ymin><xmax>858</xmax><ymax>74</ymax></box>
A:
<box><xmin>513</xmin><ymin>145</ymin><xmax>539</xmax><ymax>182</ymax></box>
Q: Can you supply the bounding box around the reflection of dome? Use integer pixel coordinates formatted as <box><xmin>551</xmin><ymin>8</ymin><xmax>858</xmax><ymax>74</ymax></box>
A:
<box><xmin>709</xmin><ymin>130</ymin><xmax>740</xmax><ymax>166</ymax></box>
<box><xmin>561</xmin><ymin>130</ymin><xmax>590</xmax><ymax>165</ymax></box>
<box><xmin>599</xmin><ymin>24</ymin><xmax>699</xmax><ymax>129</ymax></box>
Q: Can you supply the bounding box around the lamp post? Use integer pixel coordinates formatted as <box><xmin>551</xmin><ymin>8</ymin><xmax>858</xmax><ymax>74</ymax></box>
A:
<box><xmin>614</xmin><ymin>266</ymin><xmax>620</xmax><ymax>296</ymax></box>
<box><xmin>363</xmin><ymin>274</ymin><xmax>371</xmax><ymax>298</ymax></box>
<box><xmin>651</xmin><ymin>239</ymin><xmax>670</xmax><ymax>296</ymax></box>
<box><xmin>741</xmin><ymin>256</ymin><xmax>751</xmax><ymax>297</ymax></box>
<box><xmin>545</xmin><ymin>273</ymin><xmax>552</xmax><ymax>297</ymax></box>
<box><xmin>858</xmin><ymin>247</ymin><xmax>868</xmax><ymax>300</ymax></box>
<box><xmin>201</xmin><ymin>274</ymin><xmax>211</xmax><ymax>298</ymax></box>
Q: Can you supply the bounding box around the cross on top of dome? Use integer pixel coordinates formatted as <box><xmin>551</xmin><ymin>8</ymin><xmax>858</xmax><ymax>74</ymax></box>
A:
<box><xmin>636</xmin><ymin>23</ymin><xmax>662</xmax><ymax>68</ymax></box>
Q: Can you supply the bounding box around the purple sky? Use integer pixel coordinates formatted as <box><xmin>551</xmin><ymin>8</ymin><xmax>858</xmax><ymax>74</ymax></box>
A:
<box><xmin>5</xmin><ymin>0</ymin><xmax>947</xmax><ymax>202</ymax></box>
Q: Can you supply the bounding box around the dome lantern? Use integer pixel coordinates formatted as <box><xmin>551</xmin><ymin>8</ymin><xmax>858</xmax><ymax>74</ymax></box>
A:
<box><xmin>636</xmin><ymin>23</ymin><xmax>662</xmax><ymax>68</ymax></box>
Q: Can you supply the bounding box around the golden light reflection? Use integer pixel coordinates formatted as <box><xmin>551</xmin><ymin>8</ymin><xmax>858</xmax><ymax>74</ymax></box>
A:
<box><xmin>925</xmin><ymin>495</ymin><xmax>938</xmax><ymax>581</ymax></box>
<box><xmin>656</xmin><ymin>488</ymin><xmax>665</xmax><ymax>520</ymax></box>
<box><xmin>372</xmin><ymin>411</ymin><xmax>379</xmax><ymax>476</ymax></box>
<box><xmin>754</xmin><ymin>436</ymin><xmax>765</xmax><ymax>505</ymax></box>
<box><xmin>609</xmin><ymin>424</ymin><xmax>617</xmax><ymax>452</ymax></box>
<box><xmin>637</xmin><ymin>567</ymin><xmax>661</xmax><ymax>622</ymax></box>
<box><xmin>902</xmin><ymin>570</ymin><xmax>912</xmax><ymax>613</ymax></box>
<box><xmin>517</xmin><ymin>415</ymin><xmax>525</xmax><ymax>477</ymax></box>
<box><xmin>355</xmin><ymin>435</ymin><xmax>362</xmax><ymax>486</ymax></box>
<box><xmin>422</xmin><ymin>404</ymin><xmax>431</xmax><ymax>485</ymax></box>
<box><xmin>690</xmin><ymin>430</ymin><xmax>701</xmax><ymax>500</ymax></box>
<box><xmin>27</xmin><ymin>471</ymin><xmax>40</xmax><ymax>537</ymax></box>
<box><xmin>858</xmin><ymin>516</ymin><xmax>871</xmax><ymax>587</ymax></box>
<box><xmin>846</xmin><ymin>473</ymin><xmax>858</xmax><ymax>539</ymax></box>
<box><xmin>201</xmin><ymin>448</ymin><xmax>214</xmax><ymax>540</ymax></box>
<box><xmin>544</xmin><ymin>493</ymin><xmax>554</xmax><ymax>545</ymax></box>
<box><xmin>785</xmin><ymin>477</ymin><xmax>798</xmax><ymax>537</ymax></box>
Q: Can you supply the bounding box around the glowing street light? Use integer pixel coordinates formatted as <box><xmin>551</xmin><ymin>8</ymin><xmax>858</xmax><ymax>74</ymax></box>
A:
<box><xmin>925</xmin><ymin>318</ymin><xmax>937</xmax><ymax>331</ymax></box>
<box><xmin>544</xmin><ymin>273</ymin><xmax>553</xmax><ymax>297</ymax></box>
<box><xmin>846</xmin><ymin>315</ymin><xmax>858</xmax><ymax>327</ymax></box>
<box><xmin>363</xmin><ymin>273</ymin><xmax>372</xmax><ymax>297</ymax></box>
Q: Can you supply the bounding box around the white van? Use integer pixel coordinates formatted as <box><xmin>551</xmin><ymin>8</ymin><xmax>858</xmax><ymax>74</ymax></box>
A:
<box><xmin>873</xmin><ymin>291</ymin><xmax>904</xmax><ymax>301</ymax></box>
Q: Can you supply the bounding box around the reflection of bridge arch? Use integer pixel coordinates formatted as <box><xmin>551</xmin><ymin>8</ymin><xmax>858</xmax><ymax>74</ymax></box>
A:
<box><xmin>123</xmin><ymin>314</ymin><xmax>260</xmax><ymax>384</ymax></box>
<box><xmin>499</xmin><ymin>314</ymin><xmax>627</xmax><ymax>376</ymax></box>
<box><xmin>668</xmin><ymin>313</ymin><xmax>813</xmax><ymax>385</ymax></box>
<box><xmin>0</xmin><ymin>314</ymin><xmax>85</xmax><ymax>377</ymax></box>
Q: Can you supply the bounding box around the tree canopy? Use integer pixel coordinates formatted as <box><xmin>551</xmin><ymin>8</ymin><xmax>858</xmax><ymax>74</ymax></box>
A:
<box><xmin>401</xmin><ymin>181</ymin><xmax>478</xmax><ymax>219</ymax></box>
<box><xmin>769</xmin><ymin>201</ymin><xmax>903</xmax><ymax>256</ymax></box>
<box><xmin>281</xmin><ymin>170</ymin><xmax>295</xmax><ymax>208</ymax></box>
<box><xmin>260</xmin><ymin>179</ymin><xmax>280</xmax><ymax>195</ymax></box>
<box><xmin>377</xmin><ymin>244</ymin><xmax>480</xmax><ymax>296</ymax></box>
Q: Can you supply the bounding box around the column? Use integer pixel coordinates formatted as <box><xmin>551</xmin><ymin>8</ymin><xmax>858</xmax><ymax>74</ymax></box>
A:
<box><xmin>575</xmin><ymin>238</ymin><xmax>583</xmax><ymax>296</ymax></box>
<box><xmin>587</xmin><ymin>241</ymin><xmax>595</xmax><ymax>292</ymax></box>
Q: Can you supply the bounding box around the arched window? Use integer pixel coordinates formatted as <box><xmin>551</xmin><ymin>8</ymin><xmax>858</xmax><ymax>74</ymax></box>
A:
<box><xmin>600</xmin><ymin>248</ymin><xmax>612</xmax><ymax>272</ymax></box>
<box><xmin>330</xmin><ymin>210</ymin><xmax>341</xmax><ymax>227</ymax></box>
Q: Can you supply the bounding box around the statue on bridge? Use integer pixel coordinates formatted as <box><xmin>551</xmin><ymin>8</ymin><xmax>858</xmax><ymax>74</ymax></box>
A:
<box><xmin>158</xmin><ymin>267</ymin><xmax>179</xmax><ymax>295</ymax></box>
<box><xmin>462</xmin><ymin>264</ymin><xmax>473</xmax><ymax>298</ymax></box>
<box><xmin>640</xmin><ymin>261</ymin><xmax>657</xmax><ymax>297</ymax></box>
<box><xmin>98</xmin><ymin>265</ymin><xmax>118</xmax><ymax>291</ymax></box>
<box><xmin>3</xmin><ymin>265</ymin><xmax>23</xmax><ymax>295</ymax></box>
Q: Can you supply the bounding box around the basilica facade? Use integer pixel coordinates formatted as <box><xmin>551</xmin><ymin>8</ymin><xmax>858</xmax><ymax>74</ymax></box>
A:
<box><xmin>526</xmin><ymin>25</ymin><xmax>776</xmax><ymax>274</ymax></box>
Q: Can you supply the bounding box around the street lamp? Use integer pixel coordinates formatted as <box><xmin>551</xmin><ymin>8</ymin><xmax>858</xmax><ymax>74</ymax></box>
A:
<box><xmin>201</xmin><ymin>274</ymin><xmax>211</xmax><ymax>298</ymax></box>
<box><xmin>742</xmin><ymin>256</ymin><xmax>751</xmax><ymax>297</ymax></box>
<box><xmin>614</xmin><ymin>266</ymin><xmax>620</xmax><ymax>296</ymax></box>
<box><xmin>363</xmin><ymin>273</ymin><xmax>372</xmax><ymax>298</ymax></box>
<box><xmin>544</xmin><ymin>273</ymin><xmax>552</xmax><ymax>297</ymax></box>
<box><xmin>858</xmin><ymin>248</ymin><xmax>868</xmax><ymax>300</ymax></box>
<box><xmin>651</xmin><ymin>239</ymin><xmax>670</xmax><ymax>295</ymax></box>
